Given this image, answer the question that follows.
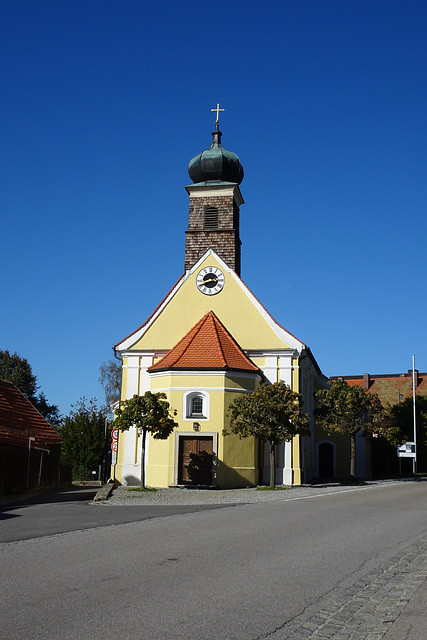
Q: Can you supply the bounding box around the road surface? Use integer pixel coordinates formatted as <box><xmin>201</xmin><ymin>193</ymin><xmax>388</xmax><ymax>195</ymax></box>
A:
<box><xmin>2</xmin><ymin>481</ymin><xmax>427</xmax><ymax>639</ymax></box>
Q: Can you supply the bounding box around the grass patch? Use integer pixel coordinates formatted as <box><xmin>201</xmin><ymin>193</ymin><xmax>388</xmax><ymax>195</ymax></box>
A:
<box><xmin>128</xmin><ymin>487</ymin><xmax>158</xmax><ymax>492</ymax></box>
<box><xmin>256</xmin><ymin>486</ymin><xmax>289</xmax><ymax>491</ymax></box>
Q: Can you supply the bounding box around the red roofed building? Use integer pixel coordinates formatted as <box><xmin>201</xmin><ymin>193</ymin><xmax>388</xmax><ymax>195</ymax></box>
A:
<box><xmin>327</xmin><ymin>370</ymin><xmax>427</xmax><ymax>476</ymax></box>
<box><xmin>0</xmin><ymin>380</ymin><xmax>62</xmax><ymax>495</ymax></box>
<box><xmin>330</xmin><ymin>370</ymin><xmax>426</xmax><ymax>406</ymax></box>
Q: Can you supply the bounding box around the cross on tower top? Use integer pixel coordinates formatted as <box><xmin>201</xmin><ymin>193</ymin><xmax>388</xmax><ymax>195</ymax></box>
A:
<box><xmin>211</xmin><ymin>102</ymin><xmax>225</xmax><ymax>124</ymax></box>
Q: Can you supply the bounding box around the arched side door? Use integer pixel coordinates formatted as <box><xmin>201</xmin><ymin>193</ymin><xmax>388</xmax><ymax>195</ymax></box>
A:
<box><xmin>318</xmin><ymin>441</ymin><xmax>334</xmax><ymax>479</ymax></box>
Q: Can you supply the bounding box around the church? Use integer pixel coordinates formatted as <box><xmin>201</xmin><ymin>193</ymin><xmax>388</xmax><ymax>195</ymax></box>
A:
<box><xmin>113</xmin><ymin>111</ymin><xmax>329</xmax><ymax>488</ymax></box>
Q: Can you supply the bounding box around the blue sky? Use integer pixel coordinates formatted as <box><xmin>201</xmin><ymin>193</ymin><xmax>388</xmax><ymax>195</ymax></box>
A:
<box><xmin>2</xmin><ymin>1</ymin><xmax>426</xmax><ymax>416</ymax></box>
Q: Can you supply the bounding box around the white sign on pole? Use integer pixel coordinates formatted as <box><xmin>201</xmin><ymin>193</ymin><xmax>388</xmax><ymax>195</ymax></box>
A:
<box><xmin>111</xmin><ymin>451</ymin><xmax>117</xmax><ymax>466</ymax></box>
<box><xmin>397</xmin><ymin>442</ymin><xmax>416</xmax><ymax>458</ymax></box>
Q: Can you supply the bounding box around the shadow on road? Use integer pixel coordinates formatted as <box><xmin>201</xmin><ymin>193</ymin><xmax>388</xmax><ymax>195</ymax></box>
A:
<box><xmin>0</xmin><ymin>484</ymin><xmax>99</xmax><ymax>516</ymax></box>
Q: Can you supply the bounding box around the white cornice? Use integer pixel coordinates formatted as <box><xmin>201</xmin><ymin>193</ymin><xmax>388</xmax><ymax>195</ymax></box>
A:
<box><xmin>149</xmin><ymin>369</ymin><xmax>262</xmax><ymax>380</ymax></box>
<box><xmin>185</xmin><ymin>183</ymin><xmax>244</xmax><ymax>207</ymax></box>
<box><xmin>120</xmin><ymin>351</ymin><xmax>163</xmax><ymax>360</ymax></box>
<box><xmin>246</xmin><ymin>349</ymin><xmax>299</xmax><ymax>358</ymax></box>
<box><xmin>151</xmin><ymin>386</ymin><xmax>250</xmax><ymax>394</ymax></box>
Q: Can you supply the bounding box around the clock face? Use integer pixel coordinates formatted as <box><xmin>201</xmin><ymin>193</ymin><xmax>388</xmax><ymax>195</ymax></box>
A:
<box><xmin>196</xmin><ymin>267</ymin><xmax>225</xmax><ymax>296</ymax></box>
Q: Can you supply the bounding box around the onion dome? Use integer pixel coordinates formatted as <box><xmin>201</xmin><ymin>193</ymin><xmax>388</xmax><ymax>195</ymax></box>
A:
<box><xmin>188</xmin><ymin>124</ymin><xmax>244</xmax><ymax>185</ymax></box>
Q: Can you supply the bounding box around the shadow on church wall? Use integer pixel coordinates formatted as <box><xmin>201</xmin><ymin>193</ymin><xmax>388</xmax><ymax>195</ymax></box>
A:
<box><xmin>122</xmin><ymin>474</ymin><xmax>141</xmax><ymax>486</ymax></box>
<box><xmin>216</xmin><ymin>459</ymin><xmax>258</xmax><ymax>488</ymax></box>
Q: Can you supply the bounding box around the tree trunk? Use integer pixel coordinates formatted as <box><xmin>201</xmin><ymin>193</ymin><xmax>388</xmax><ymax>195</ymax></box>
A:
<box><xmin>140</xmin><ymin>428</ymin><xmax>147</xmax><ymax>489</ymax></box>
<box><xmin>350</xmin><ymin>431</ymin><xmax>356</xmax><ymax>481</ymax></box>
<box><xmin>269</xmin><ymin>441</ymin><xmax>276</xmax><ymax>487</ymax></box>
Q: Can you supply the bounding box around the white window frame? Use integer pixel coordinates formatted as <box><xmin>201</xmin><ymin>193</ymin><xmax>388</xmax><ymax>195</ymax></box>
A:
<box><xmin>183</xmin><ymin>390</ymin><xmax>210</xmax><ymax>421</ymax></box>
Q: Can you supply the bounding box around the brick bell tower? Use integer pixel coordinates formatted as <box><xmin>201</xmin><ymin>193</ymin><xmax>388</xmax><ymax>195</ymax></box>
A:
<box><xmin>184</xmin><ymin>109</ymin><xmax>244</xmax><ymax>275</ymax></box>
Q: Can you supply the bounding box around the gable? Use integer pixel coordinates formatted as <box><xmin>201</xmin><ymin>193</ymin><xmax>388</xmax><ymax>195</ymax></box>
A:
<box><xmin>116</xmin><ymin>250</ymin><xmax>304</xmax><ymax>354</ymax></box>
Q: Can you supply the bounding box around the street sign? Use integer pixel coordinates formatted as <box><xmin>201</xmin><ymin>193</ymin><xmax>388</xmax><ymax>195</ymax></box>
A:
<box><xmin>397</xmin><ymin>442</ymin><xmax>416</xmax><ymax>458</ymax></box>
<box><xmin>111</xmin><ymin>451</ymin><xmax>117</xmax><ymax>466</ymax></box>
<box><xmin>111</xmin><ymin>440</ymin><xmax>118</xmax><ymax>453</ymax></box>
<box><xmin>111</xmin><ymin>428</ymin><xmax>119</xmax><ymax>441</ymax></box>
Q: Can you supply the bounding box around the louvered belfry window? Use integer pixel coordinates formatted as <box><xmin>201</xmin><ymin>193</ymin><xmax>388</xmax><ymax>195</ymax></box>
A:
<box><xmin>203</xmin><ymin>206</ymin><xmax>219</xmax><ymax>230</ymax></box>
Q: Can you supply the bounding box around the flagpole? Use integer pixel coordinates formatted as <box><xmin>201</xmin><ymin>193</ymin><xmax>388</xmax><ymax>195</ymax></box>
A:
<box><xmin>412</xmin><ymin>354</ymin><xmax>417</xmax><ymax>474</ymax></box>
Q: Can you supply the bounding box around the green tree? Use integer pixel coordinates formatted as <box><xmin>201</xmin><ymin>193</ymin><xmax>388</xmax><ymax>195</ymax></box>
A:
<box><xmin>60</xmin><ymin>398</ymin><xmax>107</xmax><ymax>481</ymax></box>
<box><xmin>112</xmin><ymin>392</ymin><xmax>178</xmax><ymax>488</ymax></box>
<box><xmin>315</xmin><ymin>380</ymin><xmax>401</xmax><ymax>480</ymax></box>
<box><xmin>0</xmin><ymin>349</ymin><xmax>60</xmax><ymax>426</ymax></box>
<box><xmin>223</xmin><ymin>381</ymin><xmax>310</xmax><ymax>487</ymax></box>
<box><xmin>389</xmin><ymin>395</ymin><xmax>427</xmax><ymax>471</ymax></box>
<box><xmin>99</xmin><ymin>358</ymin><xmax>122</xmax><ymax>409</ymax></box>
<box><xmin>0</xmin><ymin>349</ymin><xmax>37</xmax><ymax>398</ymax></box>
<box><xmin>33</xmin><ymin>391</ymin><xmax>61</xmax><ymax>427</ymax></box>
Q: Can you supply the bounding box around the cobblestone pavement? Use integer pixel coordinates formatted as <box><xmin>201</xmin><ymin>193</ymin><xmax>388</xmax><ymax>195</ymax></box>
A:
<box><xmin>268</xmin><ymin>534</ymin><xmax>427</xmax><ymax>640</ymax></box>
<box><xmin>103</xmin><ymin>479</ymin><xmax>403</xmax><ymax>506</ymax></box>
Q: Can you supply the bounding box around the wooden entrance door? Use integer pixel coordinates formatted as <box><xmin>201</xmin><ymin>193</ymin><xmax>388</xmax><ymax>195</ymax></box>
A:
<box><xmin>179</xmin><ymin>437</ymin><xmax>213</xmax><ymax>485</ymax></box>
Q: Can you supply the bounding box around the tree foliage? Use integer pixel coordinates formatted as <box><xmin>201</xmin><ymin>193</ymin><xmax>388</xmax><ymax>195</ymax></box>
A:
<box><xmin>224</xmin><ymin>381</ymin><xmax>310</xmax><ymax>487</ymax></box>
<box><xmin>99</xmin><ymin>358</ymin><xmax>122</xmax><ymax>409</ymax></box>
<box><xmin>315</xmin><ymin>380</ymin><xmax>401</xmax><ymax>479</ymax></box>
<box><xmin>0</xmin><ymin>349</ymin><xmax>37</xmax><ymax>398</ymax></box>
<box><xmin>60</xmin><ymin>398</ymin><xmax>107</xmax><ymax>481</ymax></box>
<box><xmin>33</xmin><ymin>391</ymin><xmax>61</xmax><ymax>426</ymax></box>
<box><xmin>0</xmin><ymin>349</ymin><xmax>60</xmax><ymax>426</ymax></box>
<box><xmin>112</xmin><ymin>392</ymin><xmax>178</xmax><ymax>488</ymax></box>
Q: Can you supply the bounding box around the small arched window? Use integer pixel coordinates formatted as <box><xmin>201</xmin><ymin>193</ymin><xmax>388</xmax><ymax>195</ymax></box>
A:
<box><xmin>203</xmin><ymin>206</ymin><xmax>219</xmax><ymax>230</ymax></box>
<box><xmin>184</xmin><ymin>391</ymin><xmax>209</xmax><ymax>420</ymax></box>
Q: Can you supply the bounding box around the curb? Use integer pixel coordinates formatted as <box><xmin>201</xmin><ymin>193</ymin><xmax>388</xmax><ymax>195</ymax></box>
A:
<box><xmin>93</xmin><ymin>484</ymin><xmax>116</xmax><ymax>502</ymax></box>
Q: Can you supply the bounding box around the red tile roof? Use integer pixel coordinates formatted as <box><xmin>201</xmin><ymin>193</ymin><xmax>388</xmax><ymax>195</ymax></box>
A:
<box><xmin>148</xmin><ymin>311</ymin><xmax>260</xmax><ymax>373</ymax></box>
<box><xmin>0</xmin><ymin>380</ymin><xmax>62</xmax><ymax>449</ymax></box>
<box><xmin>330</xmin><ymin>373</ymin><xmax>427</xmax><ymax>407</ymax></box>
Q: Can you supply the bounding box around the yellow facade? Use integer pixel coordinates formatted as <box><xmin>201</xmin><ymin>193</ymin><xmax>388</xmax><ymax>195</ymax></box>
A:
<box><xmin>141</xmin><ymin>370</ymin><xmax>260</xmax><ymax>488</ymax></box>
<box><xmin>113</xmin><ymin>244</ymin><xmax>324</xmax><ymax>487</ymax></box>
<box><xmin>114</xmin><ymin>254</ymin><xmax>314</xmax><ymax>487</ymax></box>
<box><xmin>132</xmin><ymin>254</ymin><xmax>292</xmax><ymax>352</ymax></box>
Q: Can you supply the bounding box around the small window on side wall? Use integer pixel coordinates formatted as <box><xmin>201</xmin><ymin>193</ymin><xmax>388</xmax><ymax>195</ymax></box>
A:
<box><xmin>184</xmin><ymin>391</ymin><xmax>209</xmax><ymax>419</ymax></box>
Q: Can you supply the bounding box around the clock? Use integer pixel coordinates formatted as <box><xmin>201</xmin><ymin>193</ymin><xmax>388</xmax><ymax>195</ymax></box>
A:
<box><xmin>196</xmin><ymin>267</ymin><xmax>225</xmax><ymax>296</ymax></box>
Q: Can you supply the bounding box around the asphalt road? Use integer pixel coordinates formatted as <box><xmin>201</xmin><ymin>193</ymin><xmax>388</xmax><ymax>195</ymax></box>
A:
<box><xmin>2</xmin><ymin>482</ymin><xmax>427</xmax><ymax>640</ymax></box>
<box><xmin>0</xmin><ymin>485</ymin><xmax>229</xmax><ymax>543</ymax></box>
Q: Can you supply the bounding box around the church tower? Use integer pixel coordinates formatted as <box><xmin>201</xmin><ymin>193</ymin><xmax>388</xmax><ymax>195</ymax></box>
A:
<box><xmin>184</xmin><ymin>118</ymin><xmax>244</xmax><ymax>275</ymax></box>
<box><xmin>113</xmin><ymin>109</ymin><xmax>327</xmax><ymax>489</ymax></box>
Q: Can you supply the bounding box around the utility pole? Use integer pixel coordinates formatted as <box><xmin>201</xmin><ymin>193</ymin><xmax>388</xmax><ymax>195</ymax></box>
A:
<box><xmin>412</xmin><ymin>355</ymin><xmax>417</xmax><ymax>474</ymax></box>
<box><xmin>26</xmin><ymin>436</ymin><xmax>35</xmax><ymax>489</ymax></box>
